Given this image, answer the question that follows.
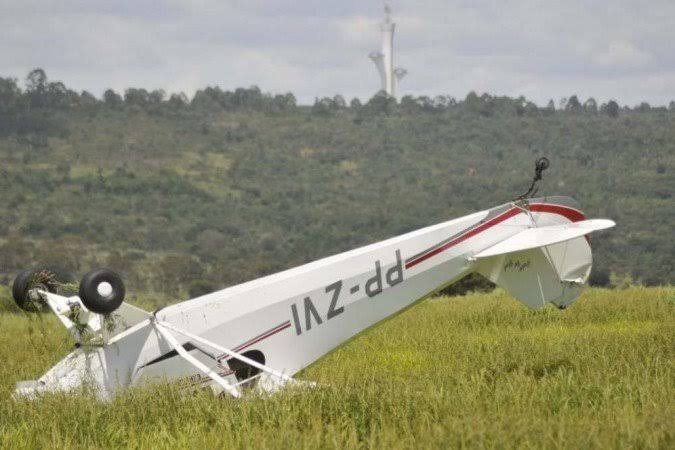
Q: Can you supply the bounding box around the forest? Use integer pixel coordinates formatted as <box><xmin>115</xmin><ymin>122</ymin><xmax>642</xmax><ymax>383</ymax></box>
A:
<box><xmin>0</xmin><ymin>69</ymin><xmax>672</xmax><ymax>305</ymax></box>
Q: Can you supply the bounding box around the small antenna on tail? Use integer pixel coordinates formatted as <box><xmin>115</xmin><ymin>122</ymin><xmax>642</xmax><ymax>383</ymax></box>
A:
<box><xmin>514</xmin><ymin>157</ymin><xmax>550</xmax><ymax>201</ymax></box>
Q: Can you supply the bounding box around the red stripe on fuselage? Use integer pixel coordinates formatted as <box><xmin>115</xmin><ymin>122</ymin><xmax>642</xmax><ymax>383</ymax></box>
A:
<box><xmin>405</xmin><ymin>202</ymin><xmax>586</xmax><ymax>269</ymax></box>
<box><xmin>405</xmin><ymin>207</ymin><xmax>520</xmax><ymax>269</ymax></box>
<box><xmin>216</xmin><ymin>321</ymin><xmax>291</xmax><ymax>362</ymax></box>
<box><xmin>232</xmin><ymin>321</ymin><xmax>291</xmax><ymax>353</ymax></box>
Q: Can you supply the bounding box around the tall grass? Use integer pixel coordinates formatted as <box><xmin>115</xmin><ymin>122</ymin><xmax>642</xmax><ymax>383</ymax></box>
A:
<box><xmin>0</xmin><ymin>287</ymin><xmax>672</xmax><ymax>449</ymax></box>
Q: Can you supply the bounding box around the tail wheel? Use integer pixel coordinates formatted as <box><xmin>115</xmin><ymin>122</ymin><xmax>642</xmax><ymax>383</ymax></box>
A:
<box><xmin>12</xmin><ymin>269</ymin><xmax>58</xmax><ymax>311</ymax></box>
<box><xmin>79</xmin><ymin>269</ymin><xmax>125</xmax><ymax>314</ymax></box>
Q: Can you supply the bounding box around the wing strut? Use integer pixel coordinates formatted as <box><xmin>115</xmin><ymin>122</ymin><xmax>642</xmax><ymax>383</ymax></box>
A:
<box><xmin>157</xmin><ymin>321</ymin><xmax>296</xmax><ymax>385</ymax></box>
<box><xmin>153</xmin><ymin>322</ymin><xmax>242</xmax><ymax>398</ymax></box>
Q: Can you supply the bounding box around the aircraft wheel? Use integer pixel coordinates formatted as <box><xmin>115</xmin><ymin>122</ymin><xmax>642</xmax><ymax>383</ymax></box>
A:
<box><xmin>12</xmin><ymin>269</ymin><xmax>57</xmax><ymax>311</ymax></box>
<box><xmin>79</xmin><ymin>269</ymin><xmax>125</xmax><ymax>314</ymax></box>
<box><xmin>227</xmin><ymin>350</ymin><xmax>265</xmax><ymax>389</ymax></box>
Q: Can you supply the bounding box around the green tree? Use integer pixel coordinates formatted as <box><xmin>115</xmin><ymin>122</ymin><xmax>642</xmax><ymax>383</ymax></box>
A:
<box><xmin>148</xmin><ymin>89</ymin><xmax>166</xmax><ymax>105</ymax></box>
<box><xmin>636</xmin><ymin>102</ymin><xmax>651</xmax><ymax>112</ymax></box>
<box><xmin>311</xmin><ymin>97</ymin><xmax>334</xmax><ymax>117</ymax></box>
<box><xmin>271</xmin><ymin>93</ymin><xmax>296</xmax><ymax>111</ymax></box>
<box><xmin>602</xmin><ymin>100</ymin><xmax>620</xmax><ymax>118</ymax></box>
<box><xmin>103</xmin><ymin>89</ymin><xmax>123</xmax><ymax>107</ymax></box>
<box><xmin>191</xmin><ymin>88</ymin><xmax>220</xmax><ymax>111</ymax></box>
<box><xmin>583</xmin><ymin>98</ymin><xmax>598</xmax><ymax>114</ymax></box>
<box><xmin>566</xmin><ymin>95</ymin><xmax>582</xmax><ymax>113</ymax></box>
<box><xmin>332</xmin><ymin>95</ymin><xmax>347</xmax><ymax>109</ymax></box>
<box><xmin>364</xmin><ymin>91</ymin><xmax>397</xmax><ymax>116</ymax></box>
<box><xmin>25</xmin><ymin>68</ymin><xmax>47</xmax><ymax>93</ymax></box>
<box><xmin>25</xmin><ymin>68</ymin><xmax>48</xmax><ymax>108</ymax></box>
<box><xmin>399</xmin><ymin>95</ymin><xmax>418</xmax><ymax>114</ymax></box>
<box><xmin>0</xmin><ymin>77</ymin><xmax>23</xmax><ymax>125</ymax></box>
<box><xmin>46</xmin><ymin>81</ymin><xmax>70</xmax><ymax>108</ymax></box>
<box><xmin>168</xmin><ymin>92</ymin><xmax>188</xmax><ymax>109</ymax></box>
<box><xmin>124</xmin><ymin>88</ymin><xmax>150</xmax><ymax>107</ymax></box>
<box><xmin>79</xmin><ymin>91</ymin><xmax>98</xmax><ymax>108</ymax></box>
<box><xmin>464</xmin><ymin>91</ymin><xmax>482</xmax><ymax>115</ymax></box>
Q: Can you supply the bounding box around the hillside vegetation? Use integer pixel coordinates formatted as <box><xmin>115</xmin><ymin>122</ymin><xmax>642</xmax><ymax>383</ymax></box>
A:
<box><xmin>0</xmin><ymin>70</ymin><xmax>673</xmax><ymax>303</ymax></box>
<box><xmin>0</xmin><ymin>287</ymin><xmax>672</xmax><ymax>448</ymax></box>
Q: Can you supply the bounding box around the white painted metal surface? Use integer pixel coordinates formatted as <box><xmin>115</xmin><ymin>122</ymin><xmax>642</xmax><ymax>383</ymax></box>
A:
<box><xmin>474</xmin><ymin>219</ymin><xmax>616</xmax><ymax>258</ymax></box>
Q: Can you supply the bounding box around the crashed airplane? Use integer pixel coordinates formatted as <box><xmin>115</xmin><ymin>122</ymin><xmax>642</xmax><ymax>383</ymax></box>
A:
<box><xmin>10</xmin><ymin>159</ymin><xmax>614</xmax><ymax>399</ymax></box>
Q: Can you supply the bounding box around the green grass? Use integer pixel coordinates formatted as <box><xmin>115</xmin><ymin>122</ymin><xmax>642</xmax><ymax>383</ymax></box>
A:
<box><xmin>0</xmin><ymin>287</ymin><xmax>672</xmax><ymax>449</ymax></box>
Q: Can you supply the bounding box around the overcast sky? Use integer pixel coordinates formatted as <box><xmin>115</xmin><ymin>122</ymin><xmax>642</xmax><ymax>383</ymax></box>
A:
<box><xmin>1</xmin><ymin>0</ymin><xmax>673</xmax><ymax>106</ymax></box>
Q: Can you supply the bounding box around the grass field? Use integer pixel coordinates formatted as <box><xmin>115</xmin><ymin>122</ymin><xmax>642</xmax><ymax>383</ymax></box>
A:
<box><xmin>0</xmin><ymin>287</ymin><xmax>672</xmax><ymax>449</ymax></box>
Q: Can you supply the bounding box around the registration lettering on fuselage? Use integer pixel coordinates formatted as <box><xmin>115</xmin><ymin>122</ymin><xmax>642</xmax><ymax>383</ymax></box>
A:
<box><xmin>290</xmin><ymin>250</ymin><xmax>404</xmax><ymax>335</ymax></box>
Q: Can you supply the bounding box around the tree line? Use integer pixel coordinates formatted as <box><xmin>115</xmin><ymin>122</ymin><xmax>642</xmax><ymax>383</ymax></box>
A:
<box><xmin>2</xmin><ymin>69</ymin><xmax>674</xmax><ymax>129</ymax></box>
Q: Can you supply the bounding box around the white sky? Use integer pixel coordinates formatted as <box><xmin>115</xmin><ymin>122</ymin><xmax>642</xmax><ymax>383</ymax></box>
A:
<box><xmin>1</xmin><ymin>0</ymin><xmax>673</xmax><ymax>106</ymax></box>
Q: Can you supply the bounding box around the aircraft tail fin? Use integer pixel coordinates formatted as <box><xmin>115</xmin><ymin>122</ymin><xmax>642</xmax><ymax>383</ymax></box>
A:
<box><xmin>474</xmin><ymin>219</ymin><xmax>614</xmax><ymax>309</ymax></box>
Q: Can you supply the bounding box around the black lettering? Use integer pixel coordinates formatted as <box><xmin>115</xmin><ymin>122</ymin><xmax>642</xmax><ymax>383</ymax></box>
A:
<box><xmin>326</xmin><ymin>280</ymin><xmax>344</xmax><ymax>320</ymax></box>
<box><xmin>366</xmin><ymin>261</ymin><xmax>383</xmax><ymax>297</ymax></box>
<box><xmin>290</xmin><ymin>303</ymin><xmax>302</xmax><ymax>335</ymax></box>
<box><xmin>386</xmin><ymin>250</ymin><xmax>403</xmax><ymax>287</ymax></box>
<box><xmin>304</xmin><ymin>296</ymin><xmax>323</xmax><ymax>331</ymax></box>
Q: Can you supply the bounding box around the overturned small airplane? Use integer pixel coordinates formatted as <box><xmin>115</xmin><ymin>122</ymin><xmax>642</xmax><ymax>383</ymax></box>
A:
<box><xmin>10</xmin><ymin>159</ymin><xmax>614</xmax><ymax>400</ymax></box>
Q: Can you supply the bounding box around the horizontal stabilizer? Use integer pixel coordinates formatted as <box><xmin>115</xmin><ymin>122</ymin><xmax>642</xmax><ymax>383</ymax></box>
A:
<box><xmin>474</xmin><ymin>219</ymin><xmax>615</xmax><ymax>258</ymax></box>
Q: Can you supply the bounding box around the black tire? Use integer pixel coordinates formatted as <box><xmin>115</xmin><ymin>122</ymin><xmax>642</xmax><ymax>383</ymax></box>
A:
<box><xmin>12</xmin><ymin>269</ymin><xmax>56</xmax><ymax>311</ymax></box>
<box><xmin>227</xmin><ymin>350</ymin><xmax>265</xmax><ymax>389</ymax></box>
<box><xmin>79</xmin><ymin>269</ymin><xmax>125</xmax><ymax>314</ymax></box>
